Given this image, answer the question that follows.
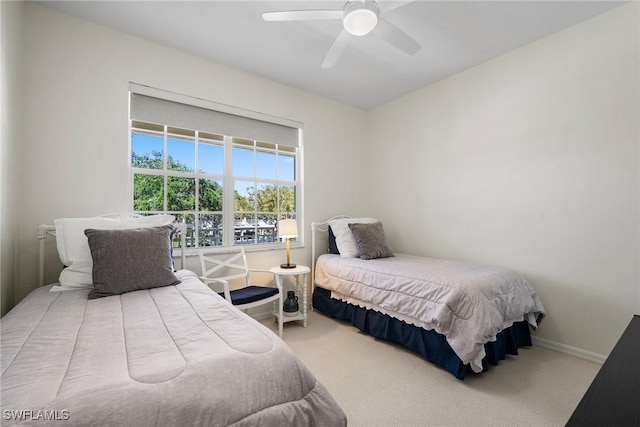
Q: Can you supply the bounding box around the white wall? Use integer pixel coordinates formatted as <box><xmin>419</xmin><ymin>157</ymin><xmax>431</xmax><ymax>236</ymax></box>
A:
<box><xmin>1</xmin><ymin>1</ymin><xmax>24</xmax><ymax>316</ymax></box>
<box><xmin>14</xmin><ymin>3</ymin><xmax>366</xmax><ymax>301</ymax></box>
<box><xmin>366</xmin><ymin>3</ymin><xmax>639</xmax><ymax>357</ymax></box>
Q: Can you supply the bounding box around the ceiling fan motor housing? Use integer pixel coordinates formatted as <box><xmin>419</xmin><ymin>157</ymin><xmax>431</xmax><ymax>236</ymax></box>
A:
<box><xmin>343</xmin><ymin>1</ymin><xmax>380</xmax><ymax>36</ymax></box>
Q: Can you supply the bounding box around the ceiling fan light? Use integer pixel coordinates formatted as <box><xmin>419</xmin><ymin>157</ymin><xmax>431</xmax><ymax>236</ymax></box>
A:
<box><xmin>343</xmin><ymin>4</ymin><xmax>378</xmax><ymax>36</ymax></box>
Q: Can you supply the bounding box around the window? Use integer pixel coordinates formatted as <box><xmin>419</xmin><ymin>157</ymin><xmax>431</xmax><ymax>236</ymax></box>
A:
<box><xmin>129</xmin><ymin>86</ymin><xmax>302</xmax><ymax>249</ymax></box>
<box><xmin>232</xmin><ymin>138</ymin><xmax>297</xmax><ymax>246</ymax></box>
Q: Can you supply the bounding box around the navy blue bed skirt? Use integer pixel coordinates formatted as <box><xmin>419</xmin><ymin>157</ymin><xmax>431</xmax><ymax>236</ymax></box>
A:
<box><xmin>313</xmin><ymin>286</ymin><xmax>532</xmax><ymax>380</ymax></box>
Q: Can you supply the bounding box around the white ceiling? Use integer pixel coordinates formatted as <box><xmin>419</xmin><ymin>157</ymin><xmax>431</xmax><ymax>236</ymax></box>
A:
<box><xmin>38</xmin><ymin>0</ymin><xmax>625</xmax><ymax>110</ymax></box>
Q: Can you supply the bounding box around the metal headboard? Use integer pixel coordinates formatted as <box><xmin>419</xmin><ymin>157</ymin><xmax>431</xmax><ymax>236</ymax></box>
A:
<box><xmin>37</xmin><ymin>224</ymin><xmax>57</xmax><ymax>287</ymax></box>
<box><xmin>36</xmin><ymin>222</ymin><xmax>188</xmax><ymax>287</ymax></box>
<box><xmin>310</xmin><ymin>215</ymin><xmax>349</xmax><ymax>297</ymax></box>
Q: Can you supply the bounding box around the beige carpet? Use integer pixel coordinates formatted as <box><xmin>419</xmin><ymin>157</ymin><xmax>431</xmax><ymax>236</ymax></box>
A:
<box><xmin>261</xmin><ymin>311</ymin><xmax>601</xmax><ymax>427</ymax></box>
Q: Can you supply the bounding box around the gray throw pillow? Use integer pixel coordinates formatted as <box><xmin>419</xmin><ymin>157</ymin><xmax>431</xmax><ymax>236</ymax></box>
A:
<box><xmin>84</xmin><ymin>225</ymin><xmax>181</xmax><ymax>299</ymax></box>
<box><xmin>348</xmin><ymin>222</ymin><xmax>395</xmax><ymax>260</ymax></box>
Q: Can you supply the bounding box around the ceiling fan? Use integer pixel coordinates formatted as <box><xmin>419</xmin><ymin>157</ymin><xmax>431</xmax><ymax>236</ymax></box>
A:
<box><xmin>262</xmin><ymin>1</ymin><xmax>421</xmax><ymax>69</ymax></box>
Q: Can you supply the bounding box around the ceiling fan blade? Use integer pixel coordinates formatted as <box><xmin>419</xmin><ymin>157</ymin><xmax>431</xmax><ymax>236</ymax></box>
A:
<box><xmin>262</xmin><ymin>10</ymin><xmax>343</xmax><ymax>22</ymax></box>
<box><xmin>373</xmin><ymin>18</ymin><xmax>421</xmax><ymax>55</ymax></box>
<box><xmin>322</xmin><ymin>30</ymin><xmax>353</xmax><ymax>69</ymax></box>
<box><xmin>377</xmin><ymin>1</ymin><xmax>414</xmax><ymax>14</ymax></box>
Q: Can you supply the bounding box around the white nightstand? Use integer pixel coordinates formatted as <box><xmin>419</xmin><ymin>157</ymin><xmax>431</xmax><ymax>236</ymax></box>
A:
<box><xmin>271</xmin><ymin>265</ymin><xmax>311</xmax><ymax>330</ymax></box>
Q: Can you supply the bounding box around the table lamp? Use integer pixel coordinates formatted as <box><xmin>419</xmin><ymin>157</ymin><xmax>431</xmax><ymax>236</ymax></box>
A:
<box><xmin>278</xmin><ymin>219</ymin><xmax>298</xmax><ymax>268</ymax></box>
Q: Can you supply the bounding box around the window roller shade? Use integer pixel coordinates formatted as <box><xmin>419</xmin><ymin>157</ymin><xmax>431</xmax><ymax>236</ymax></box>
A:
<box><xmin>130</xmin><ymin>93</ymin><xmax>299</xmax><ymax>148</ymax></box>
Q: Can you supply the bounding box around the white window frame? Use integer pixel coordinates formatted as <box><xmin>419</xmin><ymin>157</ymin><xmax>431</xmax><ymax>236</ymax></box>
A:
<box><xmin>127</xmin><ymin>84</ymin><xmax>304</xmax><ymax>252</ymax></box>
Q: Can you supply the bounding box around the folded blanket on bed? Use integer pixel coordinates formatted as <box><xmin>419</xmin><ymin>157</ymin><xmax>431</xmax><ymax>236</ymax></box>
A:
<box><xmin>1</xmin><ymin>270</ymin><xmax>346</xmax><ymax>426</ymax></box>
<box><xmin>315</xmin><ymin>253</ymin><xmax>545</xmax><ymax>373</ymax></box>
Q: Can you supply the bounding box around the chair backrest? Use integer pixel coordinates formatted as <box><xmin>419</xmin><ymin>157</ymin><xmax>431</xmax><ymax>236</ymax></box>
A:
<box><xmin>199</xmin><ymin>247</ymin><xmax>250</xmax><ymax>285</ymax></box>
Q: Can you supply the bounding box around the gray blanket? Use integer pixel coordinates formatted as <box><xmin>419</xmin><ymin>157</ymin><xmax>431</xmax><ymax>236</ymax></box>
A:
<box><xmin>1</xmin><ymin>270</ymin><xmax>346</xmax><ymax>426</ymax></box>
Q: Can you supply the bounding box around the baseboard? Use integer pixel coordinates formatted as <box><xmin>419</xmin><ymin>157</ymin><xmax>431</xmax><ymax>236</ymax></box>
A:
<box><xmin>251</xmin><ymin>310</ymin><xmax>274</xmax><ymax>321</ymax></box>
<box><xmin>246</xmin><ymin>305</ymin><xmax>274</xmax><ymax>321</ymax></box>
<box><xmin>248</xmin><ymin>300</ymin><xmax>310</xmax><ymax>321</ymax></box>
<box><xmin>249</xmin><ymin>307</ymin><xmax>608</xmax><ymax>365</ymax></box>
<box><xmin>532</xmin><ymin>336</ymin><xmax>607</xmax><ymax>364</ymax></box>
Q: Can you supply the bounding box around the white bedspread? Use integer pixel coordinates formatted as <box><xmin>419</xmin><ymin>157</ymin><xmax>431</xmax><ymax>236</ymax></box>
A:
<box><xmin>315</xmin><ymin>254</ymin><xmax>545</xmax><ymax>372</ymax></box>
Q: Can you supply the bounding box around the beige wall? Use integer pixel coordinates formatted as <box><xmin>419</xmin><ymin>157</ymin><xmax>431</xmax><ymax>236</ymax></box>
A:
<box><xmin>1</xmin><ymin>1</ymin><xmax>24</xmax><ymax>316</ymax></box>
<box><xmin>366</xmin><ymin>3</ymin><xmax>639</xmax><ymax>357</ymax></box>
<box><xmin>3</xmin><ymin>2</ymin><xmax>639</xmax><ymax>359</ymax></box>
<box><xmin>13</xmin><ymin>3</ymin><xmax>366</xmax><ymax>301</ymax></box>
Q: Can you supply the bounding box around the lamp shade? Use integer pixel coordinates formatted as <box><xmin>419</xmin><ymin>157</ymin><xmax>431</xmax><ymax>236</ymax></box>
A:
<box><xmin>278</xmin><ymin>219</ymin><xmax>298</xmax><ymax>239</ymax></box>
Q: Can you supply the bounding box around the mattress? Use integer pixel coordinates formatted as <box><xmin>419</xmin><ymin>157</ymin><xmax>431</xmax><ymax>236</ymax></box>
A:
<box><xmin>314</xmin><ymin>253</ymin><xmax>545</xmax><ymax>372</ymax></box>
<box><xmin>1</xmin><ymin>270</ymin><xmax>346</xmax><ymax>426</ymax></box>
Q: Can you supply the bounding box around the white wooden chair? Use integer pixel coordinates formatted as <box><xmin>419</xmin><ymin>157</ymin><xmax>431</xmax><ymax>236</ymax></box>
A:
<box><xmin>198</xmin><ymin>247</ymin><xmax>284</xmax><ymax>337</ymax></box>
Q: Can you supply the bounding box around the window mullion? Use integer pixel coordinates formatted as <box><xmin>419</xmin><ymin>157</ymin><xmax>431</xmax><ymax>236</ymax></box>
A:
<box><xmin>223</xmin><ymin>135</ymin><xmax>234</xmax><ymax>246</ymax></box>
<box><xmin>163</xmin><ymin>126</ymin><xmax>168</xmax><ymax>212</ymax></box>
<box><xmin>194</xmin><ymin>132</ymin><xmax>200</xmax><ymax>247</ymax></box>
<box><xmin>252</xmin><ymin>141</ymin><xmax>258</xmax><ymax>228</ymax></box>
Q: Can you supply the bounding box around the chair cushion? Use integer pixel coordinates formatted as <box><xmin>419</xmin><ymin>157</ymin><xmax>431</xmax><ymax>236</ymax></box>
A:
<box><xmin>224</xmin><ymin>286</ymin><xmax>279</xmax><ymax>305</ymax></box>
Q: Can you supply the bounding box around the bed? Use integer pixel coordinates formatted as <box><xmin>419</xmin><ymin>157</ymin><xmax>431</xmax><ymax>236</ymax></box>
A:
<box><xmin>311</xmin><ymin>216</ymin><xmax>546</xmax><ymax>380</ymax></box>
<box><xmin>1</xmin><ymin>215</ymin><xmax>346</xmax><ymax>426</ymax></box>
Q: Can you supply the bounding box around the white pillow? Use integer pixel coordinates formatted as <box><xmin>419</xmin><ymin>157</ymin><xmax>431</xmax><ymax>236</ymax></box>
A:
<box><xmin>54</xmin><ymin>214</ymin><xmax>175</xmax><ymax>288</ymax></box>
<box><xmin>328</xmin><ymin>217</ymin><xmax>378</xmax><ymax>258</ymax></box>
